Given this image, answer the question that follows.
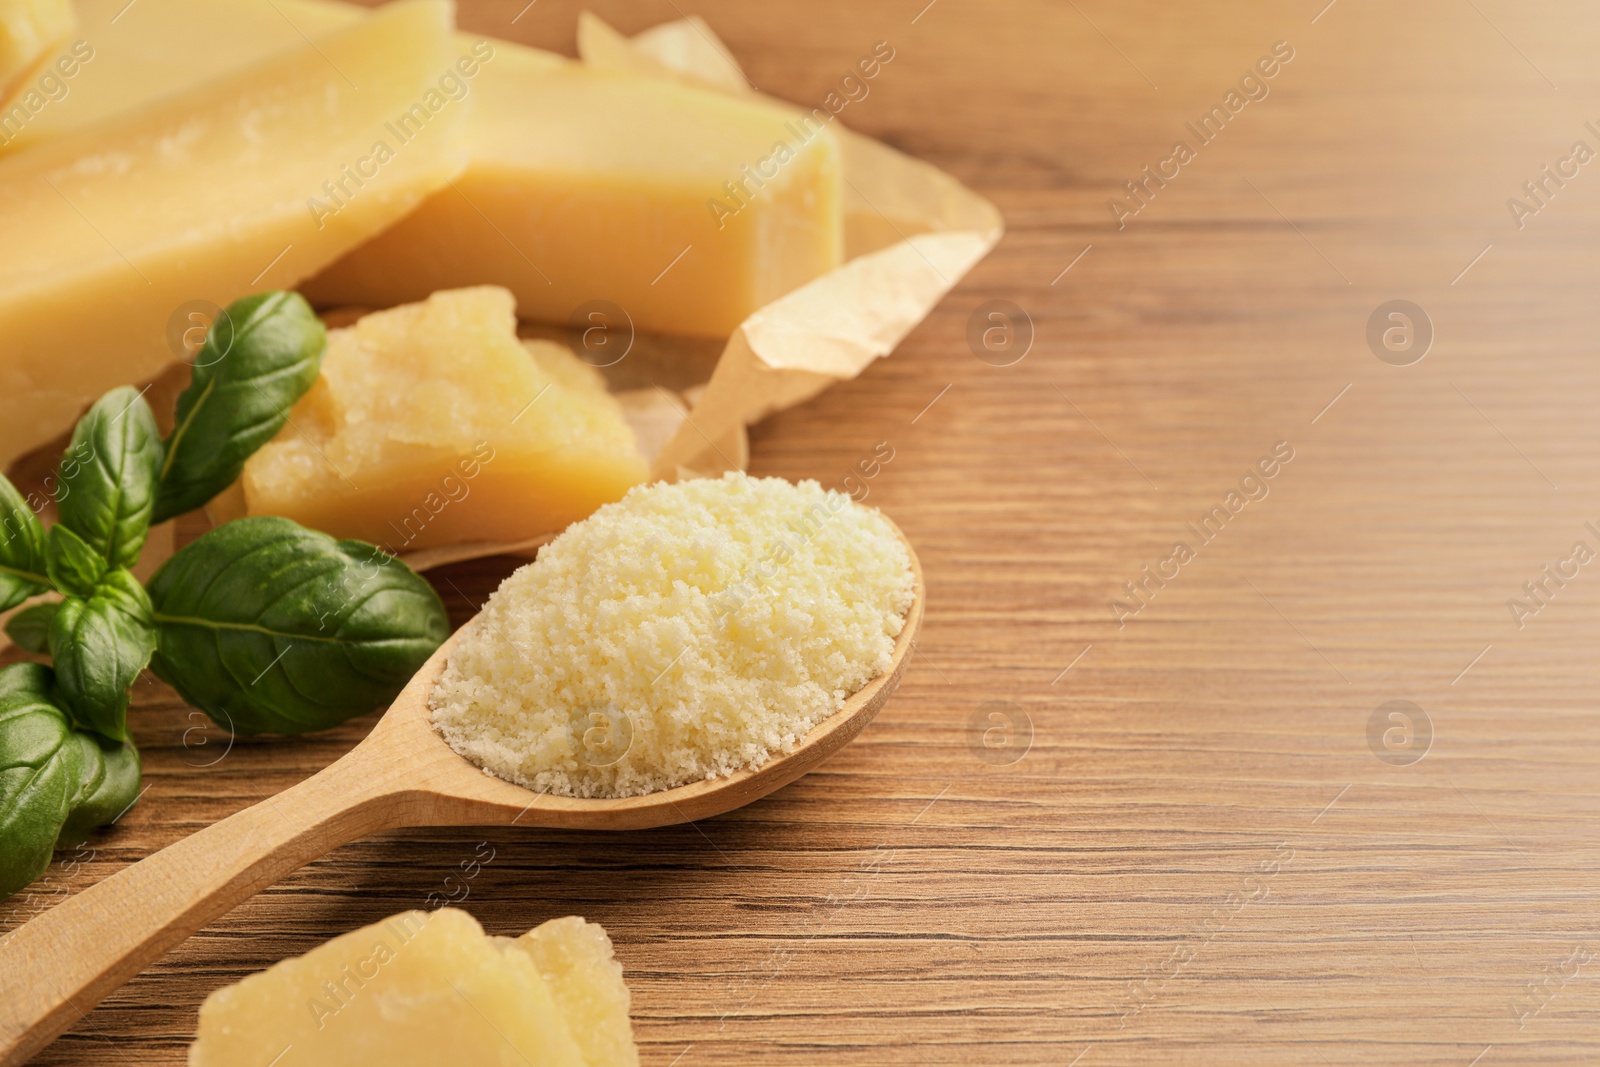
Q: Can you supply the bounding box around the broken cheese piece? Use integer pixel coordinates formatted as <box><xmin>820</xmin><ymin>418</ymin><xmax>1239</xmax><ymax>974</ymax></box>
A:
<box><xmin>0</xmin><ymin>0</ymin><xmax>71</xmax><ymax>101</ymax></box>
<box><xmin>0</xmin><ymin>0</ymin><xmax>466</xmax><ymax>469</ymax></box>
<box><xmin>303</xmin><ymin>37</ymin><xmax>843</xmax><ymax>337</ymax></box>
<box><xmin>241</xmin><ymin>287</ymin><xmax>648</xmax><ymax>552</ymax></box>
<box><xmin>517</xmin><ymin>916</ymin><xmax>641</xmax><ymax>1067</ymax></box>
<box><xmin>188</xmin><ymin>908</ymin><xmax>640</xmax><ymax>1067</ymax></box>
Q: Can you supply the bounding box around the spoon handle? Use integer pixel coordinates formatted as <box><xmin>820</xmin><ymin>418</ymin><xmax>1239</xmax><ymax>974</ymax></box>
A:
<box><xmin>0</xmin><ymin>747</ymin><xmax>395</xmax><ymax>1067</ymax></box>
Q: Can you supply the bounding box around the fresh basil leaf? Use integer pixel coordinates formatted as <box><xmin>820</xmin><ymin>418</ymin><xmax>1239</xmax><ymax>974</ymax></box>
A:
<box><xmin>0</xmin><ymin>663</ymin><xmax>82</xmax><ymax>901</ymax></box>
<box><xmin>49</xmin><ymin>570</ymin><xmax>156</xmax><ymax>742</ymax></box>
<box><xmin>148</xmin><ymin>516</ymin><xmax>448</xmax><ymax>735</ymax></box>
<box><xmin>56</xmin><ymin>385</ymin><xmax>163</xmax><ymax>573</ymax></box>
<box><xmin>0</xmin><ymin>663</ymin><xmax>143</xmax><ymax>900</ymax></box>
<box><xmin>57</xmin><ymin>732</ymin><xmax>140</xmax><ymax>848</ymax></box>
<box><xmin>0</xmin><ymin>474</ymin><xmax>49</xmax><ymax>611</ymax></box>
<box><xmin>152</xmin><ymin>292</ymin><xmax>326</xmax><ymax>523</ymax></box>
<box><xmin>5</xmin><ymin>601</ymin><xmax>58</xmax><ymax>653</ymax></box>
<box><xmin>45</xmin><ymin>523</ymin><xmax>105</xmax><ymax>597</ymax></box>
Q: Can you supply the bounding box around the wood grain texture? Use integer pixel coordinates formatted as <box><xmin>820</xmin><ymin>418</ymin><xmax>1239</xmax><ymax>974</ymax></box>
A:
<box><xmin>6</xmin><ymin>0</ymin><xmax>1600</xmax><ymax>1063</ymax></box>
<box><xmin>0</xmin><ymin>531</ymin><xmax>921</xmax><ymax>1067</ymax></box>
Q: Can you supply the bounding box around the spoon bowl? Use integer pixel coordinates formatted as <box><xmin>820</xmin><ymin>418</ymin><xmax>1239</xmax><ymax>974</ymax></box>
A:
<box><xmin>0</xmin><ymin>527</ymin><xmax>922</xmax><ymax>1067</ymax></box>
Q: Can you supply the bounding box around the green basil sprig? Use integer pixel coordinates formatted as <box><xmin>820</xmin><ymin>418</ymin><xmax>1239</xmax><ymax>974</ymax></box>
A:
<box><xmin>0</xmin><ymin>385</ymin><xmax>160</xmax><ymax>901</ymax></box>
<box><xmin>148</xmin><ymin>517</ymin><xmax>449</xmax><ymax>735</ymax></box>
<box><xmin>0</xmin><ymin>663</ymin><xmax>138</xmax><ymax>900</ymax></box>
<box><xmin>52</xmin><ymin>386</ymin><xmax>163</xmax><ymax>588</ymax></box>
<box><xmin>4</xmin><ymin>601</ymin><xmax>56</xmax><ymax>654</ymax></box>
<box><xmin>49</xmin><ymin>570</ymin><xmax>155</xmax><ymax>742</ymax></box>
<box><xmin>0</xmin><ymin>472</ymin><xmax>50</xmax><ymax>612</ymax></box>
<box><xmin>35</xmin><ymin>387</ymin><xmax>163</xmax><ymax>741</ymax></box>
<box><xmin>0</xmin><ymin>664</ymin><xmax>79</xmax><ymax>900</ymax></box>
<box><xmin>44</xmin><ymin>525</ymin><xmax>107</xmax><ymax>599</ymax></box>
<box><xmin>152</xmin><ymin>292</ymin><xmax>326</xmax><ymax>523</ymax></box>
<box><xmin>58</xmin><ymin>728</ymin><xmax>141</xmax><ymax>848</ymax></box>
<box><xmin>0</xmin><ymin>289</ymin><xmax>444</xmax><ymax>902</ymax></box>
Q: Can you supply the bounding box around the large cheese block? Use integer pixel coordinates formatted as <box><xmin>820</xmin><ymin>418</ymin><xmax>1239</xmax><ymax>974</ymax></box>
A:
<box><xmin>302</xmin><ymin>39</ymin><xmax>844</xmax><ymax>337</ymax></box>
<box><xmin>2</xmin><ymin>0</ymin><xmax>843</xmax><ymax>340</ymax></box>
<box><xmin>0</xmin><ymin>0</ymin><xmax>71</xmax><ymax>103</ymax></box>
<box><xmin>241</xmin><ymin>287</ymin><xmax>648</xmax><ymax>551</ymax></box>
<box><xmin>188</xmin><ymin>908</ymin><xmax>640</xmax><ymax>1067</ymax></box>
<box><xmin>0</xmin><ymin>0</ymin><xmax>374</xmax><ymax>153</ymax></box>
<box><xmin>0</xmin><ymin>0</ymin><xmax>466</xmax><ymax>469</ymax></box>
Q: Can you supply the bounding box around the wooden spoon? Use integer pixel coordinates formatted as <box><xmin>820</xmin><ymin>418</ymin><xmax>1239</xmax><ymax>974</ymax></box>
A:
<box><xmin>0</xmin><ymin>536</ymin><xmax>922</xmax><ymax>1067</ymax></box>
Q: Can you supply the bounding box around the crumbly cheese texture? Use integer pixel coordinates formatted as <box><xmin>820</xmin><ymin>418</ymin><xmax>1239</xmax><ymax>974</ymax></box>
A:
<box><xmin>241</xmin><ymin>286</ymin><xmax>647</xmax><ymax>551</ymax></box>
<box><xmin>188</xmin><ymin>908</ymin><xmax>639</xmax><ymax>1067</ymax></box>
<box><xmin>430</xmin><ymin>474</ymin><xmax>914</xmax><ymax>798</ymax></box>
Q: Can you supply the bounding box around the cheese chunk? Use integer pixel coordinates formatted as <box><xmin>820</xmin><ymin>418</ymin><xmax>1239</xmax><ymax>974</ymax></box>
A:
<box><xmin>302</xmin><ymin>39</ymin><xmax>843</xmax><ymax>337</ymax></box>
<box><xmin>0</xmin><ymin>0</ymin><xmax>71</xmax><ymax>101</ymax></box>
<box><xmin>242</xmin><ymin>287</ymin><xmax>648</xmax><ymax>551</ymax></box>
<box><xmin>518</xmin><ymin>916</ymin><xmax>642</xmax><ymax>1067</ymax></box>
<box><xmin>0</xmin><ymin>0</ymin><xmax>383</xmax><ymax>153</ymax></box>
<box><xmin>188</xmin><ymin>908</ymin><xmax>640</xmax><ymax>1067</ymax></box>
<box><xmin>0</xmin><ymin>0</ymin><xmax>466</xmax><ymax>469</ymax></box>
<box><xmin>1</xmin><ymin>0</ymin><xmax>842</xmax><ymax>339</ymax></box>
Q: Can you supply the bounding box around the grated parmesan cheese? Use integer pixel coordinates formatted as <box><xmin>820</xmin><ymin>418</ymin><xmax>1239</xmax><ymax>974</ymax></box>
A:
<box><xmin>429</xmin><ymin>473</ymin><xmax>915</xmax><ymax>798</ymax></box>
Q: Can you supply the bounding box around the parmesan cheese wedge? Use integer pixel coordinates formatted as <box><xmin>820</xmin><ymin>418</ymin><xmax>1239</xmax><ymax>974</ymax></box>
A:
<box><xmin>302</xmin><ymin>38</ymin><xmax>844</xmax><ymax>337</ymax></box>
<box><xmin>0</xmin><ymin>0</ymin><xmax>467</xmax><ymax>469</ymax></box>
<box><xmin>2</xmin><ymin>0</ymin><xmax>843</xmax><ymax>341</ymax></box>
<box><xmin>241</xmin><ymin>287</ymin><xmax>648</xmax><ymax>552</ymax></box>
<box><xmin>0</xmin><ymin>0</ymin><xmax>361</xmax><ymax>153</ymax></box>
<box><xmin>188</xmin><ymin>908</ymin><xmax>640</xmax><ymax>1067</ymax></box>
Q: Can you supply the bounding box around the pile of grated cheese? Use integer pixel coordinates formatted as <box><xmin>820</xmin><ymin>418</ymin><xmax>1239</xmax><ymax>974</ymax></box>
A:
<box><xmin>429</xmin><ymin>473</ymin><xmax>915</xmax><ymax>798</ymax></box>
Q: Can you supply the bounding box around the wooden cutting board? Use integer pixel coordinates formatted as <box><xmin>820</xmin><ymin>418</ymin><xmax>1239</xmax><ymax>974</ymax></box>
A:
<box><xmin>6</xmin><ymin>1</ymin><xmax>1600</xmax><ymax>1064</ymax></box>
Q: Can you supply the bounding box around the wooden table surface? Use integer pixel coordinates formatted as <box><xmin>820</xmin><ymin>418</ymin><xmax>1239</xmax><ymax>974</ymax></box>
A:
<box><xmin>7</xmin><ymin>0</ymin><xmax>1600</xmax><ymax>1063</ymax></box>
